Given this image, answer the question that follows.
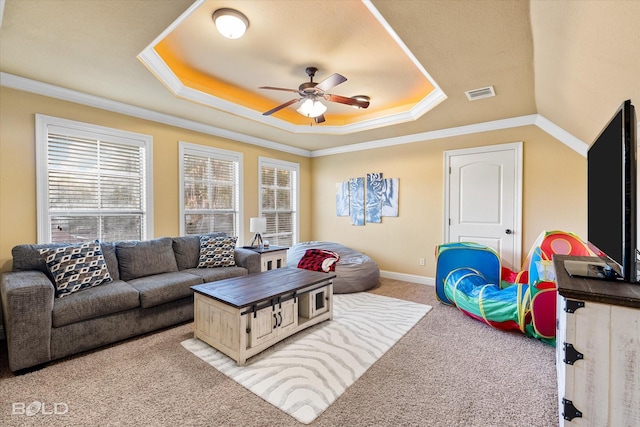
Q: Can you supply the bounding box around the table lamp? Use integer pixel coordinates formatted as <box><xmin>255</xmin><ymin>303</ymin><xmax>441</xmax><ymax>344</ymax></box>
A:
<box><xmin>249</xmin><ymin>217</ymin><xmax>266</xmax><ymax>248</ymax></box>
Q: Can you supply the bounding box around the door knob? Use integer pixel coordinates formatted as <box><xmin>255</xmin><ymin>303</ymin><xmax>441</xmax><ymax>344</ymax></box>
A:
<box><xmin>505</xmin><ymin>229</ymin><xmax>512</xmax><ymax>234</ymax></box>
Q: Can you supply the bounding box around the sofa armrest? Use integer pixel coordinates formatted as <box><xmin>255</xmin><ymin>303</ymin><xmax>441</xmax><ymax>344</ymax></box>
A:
<box><xmin>0</xmin><ymin>271</ymin><xmax>55</xmax><ymax>371</ymax></box>
<box><xmin>234</xmin><ymin>248</ymin><xmax>261</xmax><ymax>274</ymax></box>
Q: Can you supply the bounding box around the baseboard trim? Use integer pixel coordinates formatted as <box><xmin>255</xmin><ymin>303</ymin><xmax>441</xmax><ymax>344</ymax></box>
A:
<box><xmin>380</xmin><ymin>270</ymin><xmax>435</xmax><ymax>286</ymax></box>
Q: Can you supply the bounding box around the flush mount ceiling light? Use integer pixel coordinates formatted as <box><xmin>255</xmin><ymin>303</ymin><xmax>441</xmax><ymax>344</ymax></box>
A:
<box><xmin>212</xmin><ymin>8</ymin><xmax>249</xmax><ymax>39</ymax></box>
<box><xmin>297</xmin><ymin>97</ymin><xmax>327</xmax><ymax>118</ymax></box>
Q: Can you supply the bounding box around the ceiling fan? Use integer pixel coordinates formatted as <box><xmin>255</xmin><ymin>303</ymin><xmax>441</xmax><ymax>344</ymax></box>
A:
<box><xmin>259</xmin><ymin>67</ymin><xmax>370</xmax><ymax>124</ymax></box>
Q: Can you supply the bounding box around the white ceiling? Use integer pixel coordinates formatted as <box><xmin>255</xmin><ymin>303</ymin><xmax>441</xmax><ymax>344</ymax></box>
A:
<box><xmin>1</xmin><ymin>0</ymin><xmax>639</xmax><ymax>154</ymax></box>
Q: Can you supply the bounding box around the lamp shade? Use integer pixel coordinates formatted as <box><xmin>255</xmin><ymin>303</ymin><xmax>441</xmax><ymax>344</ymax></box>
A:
<box><xmin>250</xmin><ymin>217</ymin><xmax>266</xmax><ymax>233</ymax></box>
<box><xmin>297</xmin><ymin>98</ymin><xmax>327</xmax><ymax>118</ymax></box>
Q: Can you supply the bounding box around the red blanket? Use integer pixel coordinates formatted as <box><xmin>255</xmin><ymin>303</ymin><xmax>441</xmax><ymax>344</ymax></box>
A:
<box><xmin>297</xmin><ymin>249</ymin><xmax>340</xmax><ymax>272</ymax></box>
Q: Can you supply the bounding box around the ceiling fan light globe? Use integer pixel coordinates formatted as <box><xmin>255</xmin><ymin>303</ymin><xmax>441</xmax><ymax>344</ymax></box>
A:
<box><xmin>297</xmin><ymin>98</ymin><xmax>327</xmax><ymax>118</ymax></box>
<box><xmin>213</xmin><ymin>9</ymin><xmax>249</xmax><ymax>39</ymax></box>
<box><xmin>351</xmin><ymin>95</ymin><xmax>371</xmax><ymax>109</ymax></box>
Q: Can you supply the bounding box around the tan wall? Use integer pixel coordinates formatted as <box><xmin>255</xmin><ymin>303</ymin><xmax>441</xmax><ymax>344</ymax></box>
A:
<box><xmin>0</xmin><ymin>86</ymin><xmax>588</xmax><ymax>281</ymax></box>
<box><xmin>310</xmin><ymin>126</ymin><xmax>587</xmax><ymax>277</ymax></box>
<box><xmin>0</xmin><ymin>87</ymin><xmax>312</xmax><ymax>273</ymax></box>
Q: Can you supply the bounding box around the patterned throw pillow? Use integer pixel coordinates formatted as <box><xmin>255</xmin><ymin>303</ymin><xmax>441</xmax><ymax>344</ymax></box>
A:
<box><xmin>39</xmin><ymin>241</ymin><xmax>112</xmax><ymax>298</ymax></box>
<box><xmin>197</xmin><ymin>236</ymin><xmax>237</xmax><ymax>268</ymax></box>
<box><xmin>297</xmin><ymin>249</ymin><xmax>340</xmax><ymax>272</ymax></box>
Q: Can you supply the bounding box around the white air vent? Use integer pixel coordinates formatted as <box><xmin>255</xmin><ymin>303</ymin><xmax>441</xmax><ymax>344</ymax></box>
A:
<box><xmin>465</xmin><ymin>86</ymin><xmax>496</xmax><ymax>101</ymax></box>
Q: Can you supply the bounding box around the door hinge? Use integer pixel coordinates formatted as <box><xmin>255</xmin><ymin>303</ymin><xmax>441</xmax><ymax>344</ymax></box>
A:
<box><xmin>562</xmin><ymin>398</ymin><xmax>583</xmax><ymax>421</ymax></box>
<box><xmin>565</xmin><ymin>299</ymin><xmax>585</xmax><ymax>313</ymax></box>
<box><xmin>563</xmin><ymin>342</ymin><xmax>584</xmax><ymax>365</ymax></box>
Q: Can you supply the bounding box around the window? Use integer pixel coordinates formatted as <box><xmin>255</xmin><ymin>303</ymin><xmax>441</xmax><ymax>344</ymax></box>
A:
<box><xmin>179</xmin><ymin>142</ymin><xmax>243</xmax><ymax>238</ymax></box>
<box><xmin>36</xmin><ymin>115</ymin><xmax>153</xmax><ymax>243</ymax></box>
<box><xmin>259</xmin><ymin>157</ymin><xmax>299</xmax><ymax>246</ymax></box>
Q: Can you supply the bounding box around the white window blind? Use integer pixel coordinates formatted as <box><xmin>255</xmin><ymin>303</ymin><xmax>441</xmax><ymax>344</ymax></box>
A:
<box><xmin>259</xmin><ymin>157</ymin><xmax>299</xmax><ymax>246</ymax></box>
<box><xmin>36</xmin><ymin>115</ymin><xmax>153</xmax><ymax>243</ymax></box>
<box><xmin>180</xmin><ymin>142</ymin><xmax>242</xmax><ymax>237</ymax></box>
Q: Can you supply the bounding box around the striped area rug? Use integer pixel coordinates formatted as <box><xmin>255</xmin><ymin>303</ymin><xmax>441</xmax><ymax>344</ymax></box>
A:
<box><xmin>181</xmin><ymin>292</ymin><xmax>431</xmax><ymax>424</ymax></box>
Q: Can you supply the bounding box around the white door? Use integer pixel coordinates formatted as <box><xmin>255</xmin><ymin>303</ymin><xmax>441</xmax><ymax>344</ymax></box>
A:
<box><xmin>444</xmin><ymin>142</ymin><xmax>522</xmax><ymax>270</ymax></box>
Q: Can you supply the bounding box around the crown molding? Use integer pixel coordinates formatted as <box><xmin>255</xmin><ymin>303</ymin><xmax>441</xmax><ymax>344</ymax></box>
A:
<box><xmin>1</xmin><ymin>72</ymin><xmax>588</xmax><ymax>158</ymax></box>
<box><xmin>312</xmin><ymin>114</ymin><xmax>588</xmax><ymax>157</ymax></box>
<box><xmin>311</xmin><ymin>115</ymin><xmax>539</xmax><ymax>157</ymax></box>
<box><xmin>0</xmin><ymin>72</ymin><xmax>311</xmax><ymax>157</ymax></box>
<box><xmin>534</xmin><ymin>114</ymin><xmax>589</xmax><ymax>157</ymax></box>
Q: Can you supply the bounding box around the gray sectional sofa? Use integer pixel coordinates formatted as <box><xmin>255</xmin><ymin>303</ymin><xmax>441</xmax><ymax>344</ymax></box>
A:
<box><xmin>0</xmin><ymin>234</ymin><xmax>261</xmax><ymax>372</ymax></box>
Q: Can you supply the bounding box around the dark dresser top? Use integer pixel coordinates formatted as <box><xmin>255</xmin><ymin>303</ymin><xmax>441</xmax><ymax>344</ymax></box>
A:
<box><xmin>242</xmin><ymin>245</ymin><xmax>289</xmax><ymax>254</ymax></box>
<box><xmin>192</xmin><ymin>267</ymin><xmax>335</xmax><ymax>308</ymax></box>
<box><xmin>553</xmin><ymin>255</ymin><xmax>640</xmax><ymax>309</ymax></box>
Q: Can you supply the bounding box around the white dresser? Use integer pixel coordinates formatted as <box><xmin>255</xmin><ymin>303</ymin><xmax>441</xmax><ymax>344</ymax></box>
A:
<box><xmin>554</xmin><ymin>255</ymin><xmax>640</xmax><ymax>426</ymax></box>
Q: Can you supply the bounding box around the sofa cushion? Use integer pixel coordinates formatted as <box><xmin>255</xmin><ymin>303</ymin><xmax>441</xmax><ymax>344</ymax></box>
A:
<box><xmin>39</xmin><ymin>242</ymin><xmax>113</xmax><ymax>298</ymax></box>
<box><xmin>52</xmin><ymin>280</ymin><xmax>140</xmax><ymax>327</ymax></box>
<box><xmin>127</xmin><ymin>271</ymin><xmax>203</xmax><ymax>308</ymax></box>
<box><xmin>197</xmin><ymin>236</ymin><xmax>237</xmax><ymax>268</ymax></box>
<box><xmin>183</xmin><ymin>266</ymin><xmax>248</xmax><ymax>283</ymax></box>
<box><xmin>173</xmin><ymin>233</ymin><xmax>227</xmax><ymax>270</ymax></box>
<box><xmin>12</xmin><ymin>242</ymin><xmax>68</xmax><ymax>276</ymax></box>
<box><xmin>116</xmin><ymin>237</ymin><xmax>178</xmax><ymax>281</ymax></box>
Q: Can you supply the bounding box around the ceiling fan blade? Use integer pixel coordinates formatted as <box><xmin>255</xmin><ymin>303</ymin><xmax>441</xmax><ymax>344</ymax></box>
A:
<box><xmin>315</xmin><ymin>73</ymin><xmax>347</xmax><ymax>92</ymax></box>
<box><xmin>325</xmin><ymin>94</ymin><xmax>370</xmax><ymax>109</ymax></box>
<box><xmin>258</xmin><ymin>86</ymin><xmax>300</xmax><ymax>94</ymax></box>
<box><xmin>263</xmin><ymin>98</ymin><xmax>300</xmax><ymax>116</ymax></box>
<box><xmin>314</xmin><ymin>114</ymin><xmax>326</xmax><ymax>124</ymax></box>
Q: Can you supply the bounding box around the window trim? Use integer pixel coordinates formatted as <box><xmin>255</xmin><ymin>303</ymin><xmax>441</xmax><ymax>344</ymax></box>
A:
<box><xmin>258</xmin><ymin>156</ymin><xmax>300</xmax><ymax>246</ymax></box>
<box><xmin>178</xmin><ymin>141</ymin><xmax>244</xmax><ymax>241</ymax></box>
<box><xmin>35</xmin><ymin>114</ymin><xmax>154</xmax><ymax>244</ymax></box>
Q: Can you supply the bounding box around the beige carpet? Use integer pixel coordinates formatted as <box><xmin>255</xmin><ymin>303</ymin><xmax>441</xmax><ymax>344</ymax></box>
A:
<box><xmin>182</xmin><ymin>293</ymin><xmax>431</xmax><ymax>423</ymax></box>
<box><xmin>0</xmin><ymin>278</ymin><xmax>558</xmax><ymax>426</ymax></box>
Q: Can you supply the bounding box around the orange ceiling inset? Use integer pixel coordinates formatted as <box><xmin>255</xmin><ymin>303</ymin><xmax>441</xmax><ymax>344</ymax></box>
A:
<box><xmin>138</xmin><ymin>0</ymin><xmax>445</xmax><ymax>134</ymax></box>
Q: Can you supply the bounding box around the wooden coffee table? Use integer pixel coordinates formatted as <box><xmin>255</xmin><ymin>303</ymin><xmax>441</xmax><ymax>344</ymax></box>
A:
<box><xmin>191</xmin><ymin>267</ymin><xmax>335</xmax><ymax>365</ymax></box>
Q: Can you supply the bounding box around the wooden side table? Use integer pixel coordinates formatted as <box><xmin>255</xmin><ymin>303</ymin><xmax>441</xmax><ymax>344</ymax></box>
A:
<box><xmin>243</xmin><ymin>245</ymin><xmax>289</xmax><ymax>272</ymax></box>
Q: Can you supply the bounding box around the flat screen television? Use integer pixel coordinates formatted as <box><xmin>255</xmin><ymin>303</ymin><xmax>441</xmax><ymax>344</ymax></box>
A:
<box><xmin>586</xmin><ymin>99</ymin><xmax>638</xmax><ymax>283</ymax></box>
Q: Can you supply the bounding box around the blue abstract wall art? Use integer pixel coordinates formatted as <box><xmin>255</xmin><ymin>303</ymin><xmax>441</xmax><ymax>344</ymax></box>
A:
<box><xmin>337</xmin><ymin>173</ymin><xmax>399</xmax><ymax>225</ymax></box>
<box><xmin>381</xmin><ymin>177</ymin><xmax>399</xmax><ymax>217</ymax></box>
<box><xmin>366</xmin><ymin>173</ymin><xmax>383</xmax><ymax>223</ymax></box>
<box><xmin>336</xmin><ymin>181</ymin><xmax>350</xmax><ymax>216</ymax></box>
<box><xmin>349</xmin><ymin>177</ymin><xmax>365</xmax><ymax>226</ymax></box>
